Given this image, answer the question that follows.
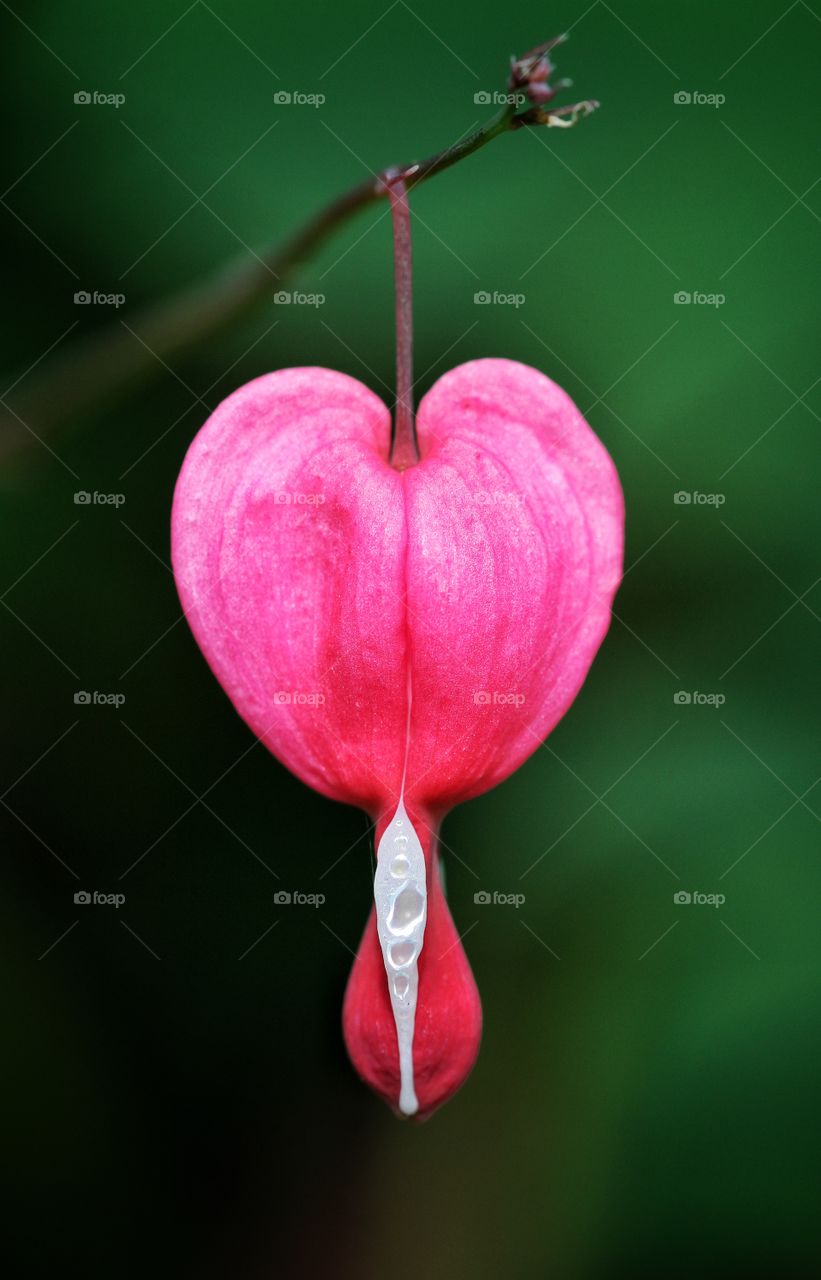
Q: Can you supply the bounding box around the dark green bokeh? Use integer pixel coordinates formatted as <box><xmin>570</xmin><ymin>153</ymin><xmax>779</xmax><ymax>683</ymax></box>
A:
<box><xmin>2</xmin><ymin>2</ymin><xmax>819</xmax><ymax>1276</ymax></box>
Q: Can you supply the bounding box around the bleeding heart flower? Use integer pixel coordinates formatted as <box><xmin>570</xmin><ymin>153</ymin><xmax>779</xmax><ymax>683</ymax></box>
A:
<box><xmin>172</xmin><ymin>66</ymin><xmax>621</xmax><ymax>1116</ymax></box>
<box><xmin>172</xmin><ymin>356</ymin><xmax>623</xmax><ymax>1117</ymax></box>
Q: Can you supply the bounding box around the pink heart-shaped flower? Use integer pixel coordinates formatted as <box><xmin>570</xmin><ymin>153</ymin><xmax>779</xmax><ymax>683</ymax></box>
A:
<box><xmin>172</xmin><ymin>356</ymin><xmax>623</xmax><ymax>1116</ymax></box>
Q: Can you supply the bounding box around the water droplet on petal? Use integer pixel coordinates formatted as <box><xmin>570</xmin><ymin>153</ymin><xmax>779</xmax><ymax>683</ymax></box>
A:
<box><xmin>387</xmin><ymin>884</ymin><xmax>425</xmax><ymax>935</ymax></box>
<box><xmin>388</xmin><ymin>939</ymin><xmax>416</xmax><ymax>967</ymax></box>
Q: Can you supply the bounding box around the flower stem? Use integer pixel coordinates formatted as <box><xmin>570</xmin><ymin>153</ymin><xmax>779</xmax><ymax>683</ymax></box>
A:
<box><xmin>383</xmin><ymin>176</ymin><xmax>418</xmax><ymax>470</ymax></box>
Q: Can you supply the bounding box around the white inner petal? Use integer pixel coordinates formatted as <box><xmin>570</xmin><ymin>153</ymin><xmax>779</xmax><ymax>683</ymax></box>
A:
<box><xmin>373</xmin><ymin>797</ymin><xmax>427</xmax><ymax>1116</ymax></box>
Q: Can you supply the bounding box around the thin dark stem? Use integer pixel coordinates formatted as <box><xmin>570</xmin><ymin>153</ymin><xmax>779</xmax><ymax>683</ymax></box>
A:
<box><xmin>384</xmin><ymin>177</ymin><xmax>418</xmax><ymax>470</ymax></box>
<box><xmin>400</xmin><ymin>103</ymin><xmax>516</xmax><ymax>190</ymax></box>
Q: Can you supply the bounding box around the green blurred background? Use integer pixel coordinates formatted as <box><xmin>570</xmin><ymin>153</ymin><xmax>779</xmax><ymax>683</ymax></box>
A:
<box><xmin>2</xmin><ymin>1</ymin><xmax>819</xmax><ymax>1276</ymax></box>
